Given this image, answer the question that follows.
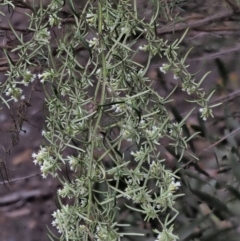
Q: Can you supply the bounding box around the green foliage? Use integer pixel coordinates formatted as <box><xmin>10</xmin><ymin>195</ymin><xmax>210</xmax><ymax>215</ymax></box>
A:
<box><xmin>0</xmin><ymin>0</ymin><xmax>220</xmax><ymax>240</ymax></box>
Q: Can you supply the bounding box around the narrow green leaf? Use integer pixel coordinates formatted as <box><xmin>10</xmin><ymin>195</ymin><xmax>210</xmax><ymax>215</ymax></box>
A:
<box><xmin>177</xmin><ymin>27</ymin><xmax>189</xmax><ymax>45</ymax></box>
<box><xmin>170</xmin><ymin>104</ymin><xmax>195</xmax><ymax>152</ymax></box>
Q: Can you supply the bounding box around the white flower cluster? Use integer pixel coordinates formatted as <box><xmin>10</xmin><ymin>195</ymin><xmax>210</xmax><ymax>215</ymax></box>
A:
<box><xmin>139</xmin><ymin>44</ymin><xmax>148</xmax><ymax>51</ymax></box>
<box><xmin>49</xmin><ymin>13</ymin><xmax>62</xmax><ymax>29</ymax></box>
<box><xmin>149</xmin><ymin>160</ymin><xmax>163</xmax><ymax>176</ymax></box>
<box><xmin>159</xmin><ymin>63</ymin><xmax>171</xmax><ymax>74</ymax></box>
<box><xmin>5</xmin><ymin>83</ymin><xmax>24</xmax><ymax>102</ymax></box>
<box><xmin>22</xmin><ymin>70</ymin><xmax>36</xmax><ymax>86</ymax></box>
<box><xmin>155</xmin><ymin>226</ymin><xmax>178</xmax><ymax>241</ymax></box>
<box><xmin>129</xmin><ymin>185</ymin><xmax>151</xmax><ymax>204</ymax></box>
<box><xmin>34</xmin><ymin>28</ymin><xmax>51</xmax><ymax>44</ymax></box>
<box><xmin>96</xmin><ymin>68</ymin><xmax>101</xmax><ymax>75</ymax></box>
<box><xmin>86</xmin><ymin>13</ymin><xmax>97</xmax><ymax>26</ymax></box>
<box><xmin>124</xmin><ymin>179</ymin><xmax>137</xmax><ymax>200</ymax></box>
<box><xmin>68</xmin><ymin>155</ymin><xmax>80</xmax><ymax>171</ymax></box>
<box><xmin>199</xmin><ymin>107</ymin><xmax>213</xmax><ymax>121</ymax></box>
<box><xmin>111</xmin><ymin>99</ymin><xmax>134</xmax><ymax>114</ymax></box>
<box><xmin>169</xmin><ymin>177</ymin><xmax>181</xmax><ymax>192</ymax></box>
<box><xmin>122</xmin><ymin>124</ymin><xmax>135</xmax><ymax>142</ymax></box>
<box><xmin>146</xmin><ymin>125</ymin><xmax>163</xmax><ymax>143</ymax></box>
<box><xmin>181</xmin><ymin>81</ymin><xmax>197</xmax><ymax>95</ymax></box>
<box><xmin>173</xmin><ymin>73</ymin><xmax>179</xmax><ymax>80</ymax></box>
<box><xmin>121</xmin><ymin>27</ymin><xmax>129</xmax><ymax>33</ymax></box>
<box><xmin>138</xmin><ymin>119</ymin><xmax>146</xmax><ymax>128</ymax></box>
<box><xmin>5</xmin><ymin>70</ymin><xmax>36</xmax><ymax>102</ymax></box>
<box><xmin>58</xmin><ymin>178</ymin><xmax>87</xmax><ymax>199</ymax></box>
<box><xmin>88</xmin><ymin>37</ymin><xmax>98</xmax><ymax>48</ymax></box>
<box><xmin>38</xmin><ymin>68</ymin><xmax>56</xmax><ymax>83</ymax></box>
<box><xmin>32</xmin><ymin>147</ymin><xmax>59</xmax><ymax>178</ymax></box>
<box><xmin>49</xmin><ymin>0</ymin><xmax>63</xmax><ymax>10</ymax></box>
<box><xmin>111</xmin><ymin>103</ymin><xmax>125</xmax><ymax>113</ymax></box>
<box><xmin>148</xmin><ymin>162</ymin><xmax>181</xmax><ymax>212</ymax></box>
<box><xmin>52</xmin><ymin>204</ymin><xmax>86</xmax><ymax>237</ymax></box>
<box><xmin>95</xmin><ymin>225</ymin><xmax>118</xmax><ymax>241</ymax></box>
<box><xmin>130</xmin><ymin>145</ymin><xmax>151</xmax><ymax>162</ymax></box>
<box><xmin>169</xmin><ymin>123</ymin><xmax>183</xmax><ymax>137</ymax></box>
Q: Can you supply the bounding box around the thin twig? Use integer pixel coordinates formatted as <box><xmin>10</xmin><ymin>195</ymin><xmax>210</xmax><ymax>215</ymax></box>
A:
<box><xmin>0</xmin><ymin>173</ymin><xmax>41</xmax><ymax>185</ymax></box>
<box><xmin>183</xmin><ymin>126</ymin><xmax>240</xmax><ymax>168</ymax></box>
<box><xmin>198</xmin><ymin>126</ymin><xmax>240</xmax><ymax>157</ymax></box>
<box><xmin>157</xmin><ymin>10</ymin><xmax>235</xmax><ymax>35</ymax></box>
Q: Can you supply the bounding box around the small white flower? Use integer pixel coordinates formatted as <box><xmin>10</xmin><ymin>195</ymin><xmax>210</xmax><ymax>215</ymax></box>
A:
<box><xmin>124</xmin><ymin>193</ymin><xmax>131</xmax><ymax>200</ymax></box>
<box><xmin>150</xmin><ymin>161</ymin><xmax>156</xmax><ymax>167</ymax></box>
<box><xmin>21</xmin><ymin>95</ymin><xmax>25</xmax><ymax>100</ymax></box>
<box><xmin>173</xmin><ymin>74</ymin><xmax>178</xmax><ymax>80</ymax></box>
<box><xmin>51</xmin><ymin>220</ymin><xmax>56</xmax><ymax>226</ymax></box>
<box><xmin>86</xmin><ymin>13</ymin><xmax>93</xmax><ymax>18</ymax></box>
<box><xmin>32</xmin><ymin>153</ymin><xmax>37</xmax><ymax>158</ymax></box>
<box><xmin>157</xmin><ymin>233</ymin><xmax>162</xmax><ymax>240</ymax></box>
<box><xmin>175</xmin><ymin>181</ymin><xmax>181</xmax><ymax>188</ymax></box>
<box><xmin>31</xmin><ymin>74</ymin><xmax>36</xmax><ymax>82</ymax></box>
<box><xmin>42</xmin><ymin>173</ymin><xmax>47</xmax><ymax>178</ymax></box>
<box><xmin>159</xmin><ymin>63</ymin><xmax>169</xmax><ymax>74</ymax></box>
<box><xmin>128</xmin><ymin>179</ymin><xmax>133</xmax><ymax>184</ymax></box>
<box><xmin>52</xmin><ymin>211</ymin><xmax>57</xmax><ymax>218</ymax></box>
<box><xmin>160</xmin><ymin>68</ymin><xmax>166</xmax><ymax>74</ymax></box>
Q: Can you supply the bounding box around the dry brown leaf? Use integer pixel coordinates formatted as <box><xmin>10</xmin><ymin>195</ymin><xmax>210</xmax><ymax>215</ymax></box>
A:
<box><xmin>12</xmin><ymin>149</ymin><xmax>32</xmax><ymax>165</ymax></box>
<box><xmin>5</xmin><ymin>208</ymin><xmax>30</xmax><ymax>218</ymax></box>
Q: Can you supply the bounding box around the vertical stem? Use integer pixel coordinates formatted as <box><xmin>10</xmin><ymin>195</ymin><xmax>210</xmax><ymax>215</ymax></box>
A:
<box><xmin>87</xmin><ymin>0</ymin><xmax>108</xmax><ymax>219</ymax></box>
<box><xmin>133</xmin><ymin>0</ymin><xmax>137</xmax><ymax>18</ymax></box>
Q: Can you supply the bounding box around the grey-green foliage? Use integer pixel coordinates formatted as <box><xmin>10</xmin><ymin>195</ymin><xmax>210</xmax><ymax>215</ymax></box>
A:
<box><xmin>0</xmin><ymin>0</ymin><xmax>220</xmax><ymax>240</ymax></box>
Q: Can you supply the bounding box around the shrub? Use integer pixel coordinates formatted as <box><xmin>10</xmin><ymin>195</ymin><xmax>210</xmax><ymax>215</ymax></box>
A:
<box><xmin>0</xmin><ymin>0</ymin><xmax>220</xmax><ymax>240</ymax></box>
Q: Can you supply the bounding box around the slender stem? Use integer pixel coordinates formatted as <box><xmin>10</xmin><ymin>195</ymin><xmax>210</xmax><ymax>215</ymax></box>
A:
<box><xmin>87</xmin><ymin>0</ymin><xmax>108</xmax><ymax>219</ymax></box>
